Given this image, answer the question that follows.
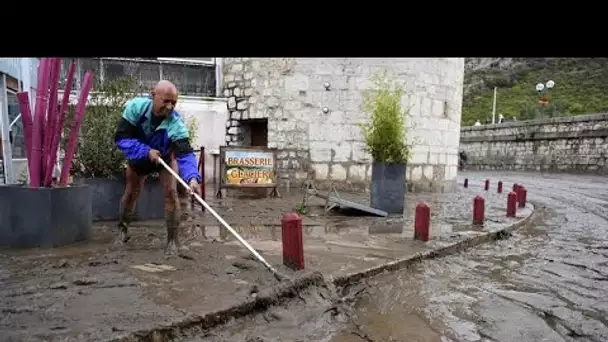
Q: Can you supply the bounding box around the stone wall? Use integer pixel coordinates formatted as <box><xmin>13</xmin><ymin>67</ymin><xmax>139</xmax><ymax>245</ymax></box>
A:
<box><xmin>459</xmin><ymin>113</ymin><xmax>608</xmax><ymax>173</ymax></box>
<box><xmin>221</xmin><ymin>58</ymin><xmax>465</xmax><ymax>192</ymax></box>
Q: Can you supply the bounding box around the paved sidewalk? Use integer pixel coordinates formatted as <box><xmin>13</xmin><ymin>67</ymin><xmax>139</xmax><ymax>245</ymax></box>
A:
<box><xmin>0</xmin><ymin>178</ymin><xmax>534</xmax><ymax>342</ymax></box>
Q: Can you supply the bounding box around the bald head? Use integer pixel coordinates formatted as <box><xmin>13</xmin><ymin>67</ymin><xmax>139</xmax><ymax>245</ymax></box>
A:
<box><xmin>153</xmin><ymin>80</ymin><xmax>177</xmax><ymax>96</ymax></box>
<box><xmin>151</xmin><ymin>80</ymin><xmax>178</xmax><ymax>117</ymax></box>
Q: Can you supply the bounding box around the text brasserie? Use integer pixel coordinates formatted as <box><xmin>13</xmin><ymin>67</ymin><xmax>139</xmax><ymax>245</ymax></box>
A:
<box><xmin>227</xmin><ymin>156</ymin><xmax>274</xmax><ymax>167</ymax></box>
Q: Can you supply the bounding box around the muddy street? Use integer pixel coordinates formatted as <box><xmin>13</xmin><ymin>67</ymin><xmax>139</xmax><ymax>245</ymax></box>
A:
<box><xmin>0</xmin><ymin>180</ymin><xmax>532</xmax><ymax>342</ymax></box>
<box><xmin>187</xmin><ymin>172</ymin><xmax>608</xmax><ymax>342</ymax></box>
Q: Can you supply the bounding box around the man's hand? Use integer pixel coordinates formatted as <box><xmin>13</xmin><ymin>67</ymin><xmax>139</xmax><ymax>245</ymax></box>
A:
<box><xmin>148</xmin><ymin>149</ymin><xmax>161</xmax><ymax>163</ymax></box>
<box><xmin>188</xmin><ymin>178</ymin><xmax>202</xmax><ymax>197</ymax></box>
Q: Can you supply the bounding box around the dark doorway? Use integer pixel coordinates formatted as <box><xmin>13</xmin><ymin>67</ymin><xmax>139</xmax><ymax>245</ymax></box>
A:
<box><xmin>244</xmin><ymin>119</ymin><xmax>268</xmax><ymax>147</ymax></box>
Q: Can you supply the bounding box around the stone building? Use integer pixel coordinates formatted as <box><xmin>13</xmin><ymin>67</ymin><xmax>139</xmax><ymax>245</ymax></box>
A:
<box><xmin>221</xmin><ymin>58</ymin><xmax>465</xmax><ymax>192</ymax></box>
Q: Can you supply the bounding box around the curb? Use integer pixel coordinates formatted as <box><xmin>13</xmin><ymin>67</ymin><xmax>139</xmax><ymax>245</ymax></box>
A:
<box><xmin>332</xmin><ymin>202</ymin><xmax>536</xmax><ymax>287</ymax></box>
<box><xmin>108</xmin><ymin>271</ymin><xmax>327</xmax><ymax>342</ymax></box>
<box><xmin>107</xmin><ymin>203</ymin><xmax>537</xmax><ymax>342</ymax></box>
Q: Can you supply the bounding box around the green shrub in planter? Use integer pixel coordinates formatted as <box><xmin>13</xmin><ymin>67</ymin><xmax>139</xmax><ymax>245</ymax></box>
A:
<box><xmin>62</xmin><ymin>76</ymin><xmax>143</xmax><ymax>179</ymax></box>
<box><xmin>359</xmin><ymin>71</ymin><xmax>413</xmax><ymax>214</ymax></box>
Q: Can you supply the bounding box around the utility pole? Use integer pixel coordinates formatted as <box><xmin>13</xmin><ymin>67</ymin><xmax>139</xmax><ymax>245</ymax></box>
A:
<box><xmin>491</xmin><ymin>86</ymin><xmax>497</xmax><ymax>124</ymax></box>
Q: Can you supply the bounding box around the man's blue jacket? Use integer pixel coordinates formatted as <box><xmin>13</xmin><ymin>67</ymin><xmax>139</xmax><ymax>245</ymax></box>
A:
<box><xmin>113</xmin><ymin>97</ymin><xmax>201</xmax><ymax>184</ymax></box>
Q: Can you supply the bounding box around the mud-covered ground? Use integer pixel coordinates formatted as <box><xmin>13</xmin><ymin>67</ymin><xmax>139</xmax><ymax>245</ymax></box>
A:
<box><xmin>0</xmin><ymin>183</ymin><xmax>526</xmax><ymax>342</ymax></box>
<box><xmin>184</xmin><ymin>172</ymin><xmax>608</xmax><ymax>342</ymax></box>
<box><xmin>0</xmin><ymin>189</ymin><xmax>325</xmax><ymax>341</ymax></box>
<box><xmin>0</xmin><ymin>176</ymin><xmax>537</xmax><ymax>342</ymax></box>
<box><xmin>0</xmin><ymin>223</ymin><xmax>291</xmax><ymax>342</ymax></box>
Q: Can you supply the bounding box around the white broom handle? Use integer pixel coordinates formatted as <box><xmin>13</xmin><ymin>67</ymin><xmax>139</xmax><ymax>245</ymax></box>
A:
<box><xmin>157</xmin><ymin>158</ymin><xmax>278</xmax><ymax>273</ymax></box>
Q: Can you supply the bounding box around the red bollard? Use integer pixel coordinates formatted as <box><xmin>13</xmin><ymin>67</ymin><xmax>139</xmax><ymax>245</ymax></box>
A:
<box><xmin>515</xmin><ymin>184</ymin><xmax>523</xmax><ymax>201</ymax></box>
<box><xmin>518</xmin><ymin>187</ymin><xmax>527</xmax><ymax>208</ymax></box>
<box><xmin>497</xmin><ymin>181</ymin><xmax>503</xmax><ymax>194</ymax></box>
<box><xmin>464</xmin><ymin>178</ymin><xmax>468</xmax><ymax>188</ymax></box>
<box><xmin>281</xmin><ymin>213</ymin><xmax>304</xmax><ymax>271</ymax></box>
<box><xmin>414</xmin><ymin>202</ymin><xmax>431</xmax><ymax>242</ymax></box>
<box><xmin>473</xmin><ymin>195</ymin><xmax>485</xmax><ymax>225</ymax></box>
<box><xmin>513</xmin><ymin>184</ymin><xmax>521</xmax><ymax>202</ymax></box>
<box><xmin>507</xmin><ymin>191</ymin><xmax>517</xmax><ymax>217</ymax></box>
<box><xmin>484</xmin><ymin>179</ymin><xmax>490</xmax><ymax>191</ymax></box>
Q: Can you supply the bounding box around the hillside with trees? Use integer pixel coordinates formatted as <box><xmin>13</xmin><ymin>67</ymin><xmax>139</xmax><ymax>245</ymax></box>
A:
<box><xmin>462</xmin><ymin>58</ymin><xmax>608</xmax><ymax>126</ymax></box>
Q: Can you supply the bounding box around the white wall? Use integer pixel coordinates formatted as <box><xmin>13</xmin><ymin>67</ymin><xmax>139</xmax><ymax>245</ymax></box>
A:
<box><xmin>175</xmin><ymin>96</ymin><xmax>228</xmax><ymax>183</ymax></box>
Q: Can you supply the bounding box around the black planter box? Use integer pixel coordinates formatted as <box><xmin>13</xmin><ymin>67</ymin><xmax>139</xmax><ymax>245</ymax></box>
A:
<box><xmin>370</xmin><ymin>162</ymin><xmax>407</xmax><ymax>215</ymax></box>
<box><xmin>0</xmin><ymin>184</ymin><xmax>92</xmax><ymax>248</ymax></box>
<box><xmin>76</xmin><ymin>177</ymin><xmax>164</xmax><ymax>222</ymax></box>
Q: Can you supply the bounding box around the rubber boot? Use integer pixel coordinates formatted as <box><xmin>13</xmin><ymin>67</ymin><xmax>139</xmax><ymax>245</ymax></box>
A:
<box><xmin>116</xmin><ymin>204</ymin><xmax>133</xmax><ymax>244</ymax></box>
<box><xmin>164</xmin><ymin>209</ymin><xmax>186</xmax><ymax>255</ymax></box>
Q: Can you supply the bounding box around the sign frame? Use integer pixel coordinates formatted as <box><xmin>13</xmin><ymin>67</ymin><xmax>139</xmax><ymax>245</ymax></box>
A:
<box><xmin>215</xmin><ymin>145</ymin><xmax>280</xmax><ymax>198</ymax></box>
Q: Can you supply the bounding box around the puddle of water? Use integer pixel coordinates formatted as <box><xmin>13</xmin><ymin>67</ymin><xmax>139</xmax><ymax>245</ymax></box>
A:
<box><xmin>329</xmin><ymin>312</ymin><xmax>443</xmax><ymax>342</ymax></box>
<box><xmin>202</xmin><ymin>219</ymin><xmax>411</xmax><ymax>241</ymax></box>
<box><xmin>201</xmin><ymin>212</ymin><xmax>476</xmax><ymax>250</ymax></box>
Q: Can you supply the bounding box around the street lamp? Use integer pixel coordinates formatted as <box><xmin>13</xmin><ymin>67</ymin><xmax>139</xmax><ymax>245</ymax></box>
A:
<box><xmin>536</xmin><ymin>80</ymin><xmax>555</xmax><ymax>104</ymax></box>
<box><xmin>535</xmin><ymin>83</ymin><xmax>545</xmax><ymax>92</ymax></box>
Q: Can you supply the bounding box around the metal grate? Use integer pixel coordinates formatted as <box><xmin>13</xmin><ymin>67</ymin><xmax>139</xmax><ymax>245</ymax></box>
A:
<box><xmin>103</xmin><ymin>59</ymin><xmax>161</xmax><ymax>91</ymax></box>
<box><xmin>59</xmin><ymin>58</ymin><xmax>217</xmax><ymax>97</ymax></box>
<box><xmin>162</xmin><ymin>62</ymin><xmax>216</xmax><ymax>97</ymax></box>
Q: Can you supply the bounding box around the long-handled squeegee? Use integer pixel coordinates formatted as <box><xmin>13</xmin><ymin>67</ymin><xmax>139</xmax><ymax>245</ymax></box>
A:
<box><xmin>157</xmin><ymin>158</ymin><xmax>288</xmax><ymax>282</ymax></box>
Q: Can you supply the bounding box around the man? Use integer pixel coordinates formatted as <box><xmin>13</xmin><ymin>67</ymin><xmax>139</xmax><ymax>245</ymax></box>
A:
<box><xmin>114</xmin><ymin>80</ymin><xmax>202</xmax><ymax>255</ymax></box>
<box><xmin>498</xmin><ymin>113</ymin><xmax>505</xmax><ymax>123</ymax></box>
<box><xmin>459</xmin><ymin>150</ymin><xmax>468</xmax><ymax>171</ymax></box>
